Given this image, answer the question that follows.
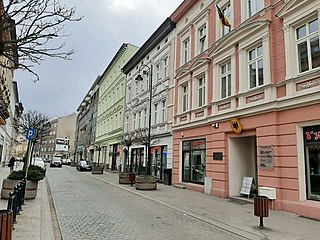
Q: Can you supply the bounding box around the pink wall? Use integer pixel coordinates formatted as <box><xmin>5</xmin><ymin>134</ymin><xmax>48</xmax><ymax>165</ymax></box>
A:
<box><xmin>173</xmin><ymin>104</ymin><xmax>320</xmax><ymax>219</ymax></box>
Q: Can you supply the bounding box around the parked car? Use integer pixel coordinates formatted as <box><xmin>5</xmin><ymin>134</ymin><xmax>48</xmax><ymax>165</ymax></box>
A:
<box><xmin>62</xmin><ymin>158</ymin><xmax>72</xmax><ymax>165</ymax></box>
<box><xmin>31</xmin><ymin>157</ymin><xmax>46</xmax><ymax>171</ymax></box>
<box><xmin>76</xmin><ymin>160</ymin><xmax>92</xmax><ymax>171</ymax></box>
<box><xmin>50</xmin><ymin>157</ymin><xmax>62</xmax><ymax>168</ymax></box>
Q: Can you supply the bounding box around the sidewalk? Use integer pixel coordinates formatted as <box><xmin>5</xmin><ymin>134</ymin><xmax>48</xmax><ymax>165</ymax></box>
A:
<box><xmin>0</xmin><ymin>165</ymin><xmax>54</xmax><ymax>240</ymax></box>
<box><xmin>0</xmin><ymin>165</ymin><xmax>319</xmax><ymax>240</ymax></box>
<box><xmin>81</xmin><ymin>169</ymin><xmax>320</xmax><ymax>240</ymax></box>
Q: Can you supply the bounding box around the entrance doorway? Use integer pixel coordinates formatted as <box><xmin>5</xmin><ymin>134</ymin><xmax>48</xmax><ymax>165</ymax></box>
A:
<box><xmin>229</xmin><ymin>136</ymin><xmax>257</xmax><ymax>197</ymax></box>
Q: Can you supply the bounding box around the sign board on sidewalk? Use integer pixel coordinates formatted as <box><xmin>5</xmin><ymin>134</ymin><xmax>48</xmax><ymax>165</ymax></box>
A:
<box><xmin>240</xmin><ymin>176</ymin><xmax>253</xmax><ymax>196</ymax></box>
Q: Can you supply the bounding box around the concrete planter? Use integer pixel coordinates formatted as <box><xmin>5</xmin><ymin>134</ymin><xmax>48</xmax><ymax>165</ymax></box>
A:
<box><xmin>1</xmin><ymin>179</ymin><xmax>38</xmax><ymax>199</ymax></box>
<box><xmin>119</xmin><ymin>172</ymin><xmax>135</xmax><ymax>184</ymax></box>
<box><xmin>135</xmin><ymin>175</ymin><xmax>157</xmax><ymax>190</ymax></box>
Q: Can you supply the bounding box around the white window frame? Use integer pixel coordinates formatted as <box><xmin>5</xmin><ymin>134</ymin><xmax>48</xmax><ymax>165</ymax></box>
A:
<box><xmin>182</xmin><ymin>37</ymin><xmax>190</xmax><ymax>64</ymax></box>
<box><xmin>156</xmin><ymin>63</ymin><xmax>161</xmax><ymax>81</ymax></box>
<box><xmin>138</xmin><ymin>111</ymin><xmax>141</xmax><ymax>128</ymax></box>
<box><xmin>181</xmin><ymin>84</ymin><xmax>189</xmax><ymax>113</ymax></box>
<box><xmin>220</xmin><ymin>61</ymin><xmax>232</xmax><ymax>99</ymax></box>
<box><xmin>133</xmin><ymin>113</ymin><xmax>136</xmax><ymax>129</ymax></box>
<box><xmin>198</xmin><ymin>24</ymin><xmax>207</xmax><ymax>54</ymax></box>
<box><xmin>154</xmin><ymin>103</ymin><xmax>158</xmax><ymax>124</ymax></box>
<box><xmin>241</xmin><ymin>0</ymin><xmax>264</xmax><ymax>22</ymax></box>
<box><xmin>144</xmin><ymin>109</ymin><xmax>147</xmax><ymax>127</ymax></box>
<box><xmin>161</xmin><ymin>100</ymin><xmax>166</xmax><ymax>122</ymax></box>
<box><xmin>248</xmin><ymin>44</ymin><xmax>264</xmax><ymax>89</ymax></box>
<box><xmin>197</xmin><ymin>76</ymin><xmax>206</xmax><ymax>107</ymax></box>
<box><xmin>247</xmin><ymin>0</ymin><xmax>264</xmax><ymax>17</ymax></box>
<box><xmin>222</xmin><ymin>3</ymin><xmax>231</xmax><ymax>36</ymax></box>
<box><xmin>238</xmin><ymin>25</ymin><xmax>271</xmax><ymax>94</ymax></box>
<box><xmin>295</xmin><ymin>18</ymin><xmax>319</xmax><ymax>74</ymax></box>
<box><xmin>163</xmin><ymin>57</ymin><xmax>169</xmax><ymax>79</ymax></box>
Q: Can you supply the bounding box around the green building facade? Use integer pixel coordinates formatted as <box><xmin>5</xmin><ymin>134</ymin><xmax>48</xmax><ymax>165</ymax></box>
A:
<box><xmin>95</xmin><ymin>43</ymin><xmax>139</xmax><ymax>170</ymax></box>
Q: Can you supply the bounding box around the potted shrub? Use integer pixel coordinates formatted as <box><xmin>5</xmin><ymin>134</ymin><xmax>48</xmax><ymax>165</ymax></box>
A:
<box><xmin>1</xmin><ymin>165</ymin><xmax>45</xmax><ymax>199</ymax></box>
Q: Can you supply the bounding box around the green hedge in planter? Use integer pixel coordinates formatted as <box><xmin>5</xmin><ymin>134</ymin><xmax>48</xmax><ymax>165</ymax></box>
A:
<box><xmin>7</xmin><ymin>166</ymin><xmax>45</xmax><ymax>182</ymax></box>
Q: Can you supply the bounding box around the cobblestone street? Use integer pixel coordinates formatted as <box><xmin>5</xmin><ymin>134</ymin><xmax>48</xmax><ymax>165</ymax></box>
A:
<box><xmin>47</xmin><ymin>167</ymin><xmax>247</xmax><ymax>240</ymax></box>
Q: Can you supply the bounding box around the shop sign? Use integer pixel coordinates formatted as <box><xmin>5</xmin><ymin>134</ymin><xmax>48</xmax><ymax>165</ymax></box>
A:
<box><xmin>258</xmin><ymin>145</ymin><xmax>274</xmax><ymax>170</ymax></box>
<box><xmin>191</xmin><ymin>139</ymin><xmax>206</xmax><ymax>149</ymax></box>
<box><xmin>230</xmin><ymin>118</ymin><xmax>242</xmax><ymax>134</ymax></box>
<box><xmin>304</xmin><ymin>125</ymin><xmax>320</xmax><ymax>143</ymax></box>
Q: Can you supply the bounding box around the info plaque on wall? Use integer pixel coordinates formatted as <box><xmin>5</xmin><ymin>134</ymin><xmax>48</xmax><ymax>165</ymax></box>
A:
<box><xmin>258</xmin><ymin>145</ymin><xmax>274</xmax><ymax>170</ymax></box>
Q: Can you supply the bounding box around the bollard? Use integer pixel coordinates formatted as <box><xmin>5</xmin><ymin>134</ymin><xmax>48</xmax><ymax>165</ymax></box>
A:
<box><xmin>253</xmin><ymin>196</ymin><xmax>269</xmax><ymax>228</ymax></box>
<box><xmin>129</xmin><ymin>172</ymin><xmax>135</xmax><ymax>186</ymax></box>
<box><xmin>0</xmin><ymin>210</ymin><xmax>13</xmax><ymax>240</ymax></box>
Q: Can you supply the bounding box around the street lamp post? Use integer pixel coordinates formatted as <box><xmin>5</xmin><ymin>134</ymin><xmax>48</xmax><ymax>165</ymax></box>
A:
<box><xmin>135</xmin><ymin>64</ymin><xmax>152</xmax><ymax>175</ymax></box>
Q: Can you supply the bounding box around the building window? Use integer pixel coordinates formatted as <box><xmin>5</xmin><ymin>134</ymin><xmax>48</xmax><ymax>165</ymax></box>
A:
<box><xmin>182</xmin><ymin>84</ymin><xmax>188</xmax><ymax>112</ymax></box>
<box><xmin>182</xmin><ymin>139</ymin><xmax>206</xmax><ymax>184</ymax></box>
<box><xmin>198</xmin><ymin>25</ymin><xmax>207</xmax><ymax>54</ymax></box>
<box><xmin>222</xmin><ymin>3</ymin><xmax>231</xmax><ymax>36</ymax></box>
<box><xmin>154</xmin><ymin>103</ymin><xmax>158</xmax><ymax>124</ymax></box>
<box><xmin>183</xmin><ymin>38</ymin><xmax>190</xmax><ymax>64</ymax></box>
<box><xmin>220</xmin><ymin>62</ymin><xmax>231</xmax><ymax>99</ymax></box>
<box><xmin>197</xmin><ymin>77</ymin><xmax>205</xmax><ymax>107</ymax></box>
<box><xmin>144</xmin><ymin>109</ymin><xmax>147</xmax><ymax>127</ymax></box>
<box><xmin>248</xmin><ymin>0</ymin><xmax>263</xmax><ymax>17</ymax></box>
<box><xmin>126</xmin><ymin>116</ymin><xmax>129</xmax><ymax>131</ymax></box>
<box><xmin>248</xmin><ymin>45</ymin><xmax>263</xmax><ymax>89</ymax></box>
<box><xmin>161</xmin><ymin>100</ymin><xmax>166</xmax><ymax>122</ymax></box>
<box><xmin>303</xmin><ymin>125</ymin><xmax>320</xmax><ymax>201</ymax></box>
<box><xmin>163</xmin><ymin>57</ymin><xmax>169</xmax><ymax>79</ymax></box>
<box><xmin>133</xmin><ymin>114</ymin><xmax>136</xmax><ymax>129</ymax></box>
<box><xmin>138</xmin><ymin>111</ymin><xmax>141</xmax><ymax>128</ymax></box>
<box><xmin>156</xmin><ymin>63</ymin><xmax>161</xmax><ymax>81</ymax></box>
<box><xmin>296</xmin><ymin>18</ymin><xmax>320</xmax><ymax>73</ymax></box>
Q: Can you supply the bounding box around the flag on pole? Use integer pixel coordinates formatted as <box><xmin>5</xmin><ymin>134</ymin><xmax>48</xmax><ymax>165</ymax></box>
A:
<box><xmin>216</xmin><ymin>4</ymin><xmax>231</xmax><ymax>28</ymax></box>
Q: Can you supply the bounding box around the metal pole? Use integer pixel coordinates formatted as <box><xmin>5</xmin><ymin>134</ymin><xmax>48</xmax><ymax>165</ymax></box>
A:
<box><xmin>147</xmin><ymin>66</ymin><xmax>152</xmax><ymax>176</ymax></box>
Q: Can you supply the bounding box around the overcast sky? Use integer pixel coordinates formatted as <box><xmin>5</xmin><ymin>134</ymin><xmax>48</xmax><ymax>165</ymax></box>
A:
<box><xmin>15</xmin><ymin>0</ymin><xmax>183</xmax><ymax>119</ymax></box>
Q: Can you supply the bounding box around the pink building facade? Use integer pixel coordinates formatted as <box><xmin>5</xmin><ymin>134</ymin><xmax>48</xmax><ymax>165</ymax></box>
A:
<box><xmin>171</xmin><ymin>0</ymin><xmax>320</xmax><ymax>220</ymax></box>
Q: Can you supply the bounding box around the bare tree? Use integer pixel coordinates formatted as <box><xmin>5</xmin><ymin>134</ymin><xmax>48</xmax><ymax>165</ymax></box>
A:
<box><xmin>134</xmin><ymin>128</ymin><xmax>160</xmax><ymax>175</ymax></box>
<box><xmin>13</xmin><ymin>110</ymin><xmax>49</xmax><ymax>170</ymax></box>
<box><xmin>0</xmin><ymin>0</ymin><xmax>83</xmax><ymax>81</ymax></box>
<box><xmin>117</xmin><ymin>131</ymin><xmax>135</xmax><ymax>172</ymax></box>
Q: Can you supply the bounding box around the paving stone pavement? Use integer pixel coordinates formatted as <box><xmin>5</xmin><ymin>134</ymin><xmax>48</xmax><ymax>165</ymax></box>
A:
<box><xmin>69</xmin><ymin>168</ymin><xmax>320</xmax><ymax>240</ymax></box>
<box><xmin>47</xmin><ymin>167</ymin><xmax>249</xmax><ymax>240</ymax></box>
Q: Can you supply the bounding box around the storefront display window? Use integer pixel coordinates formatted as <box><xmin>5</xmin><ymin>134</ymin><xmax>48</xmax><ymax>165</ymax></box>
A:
<box><xmin>182</xmin><ymin>139</ymin><xmax>206</xmax><ymax>184</ymax></box>
<box><xmin>304</xmin><ymin>125</ymin><xmax>320</xmax><ymax>201</ymax></box>
<box><xmin>151</xmin><ymin>146</ymin><xmax>167</xmax><ymax>181</ymax></box>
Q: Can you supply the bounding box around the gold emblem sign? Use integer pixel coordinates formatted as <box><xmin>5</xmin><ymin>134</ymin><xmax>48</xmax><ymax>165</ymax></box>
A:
<box><xmin>230</xmin><ymin>118</ymin><xmax>242</xmax><ymax>134</ymax></box>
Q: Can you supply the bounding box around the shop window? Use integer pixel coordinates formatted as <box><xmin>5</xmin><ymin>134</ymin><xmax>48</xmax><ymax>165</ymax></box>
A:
<box><xmin>182</xmin><ymin>139</ymin><xmax>206</xmax><ymax>184</ymax></box>
<box><xmin>304</xmin><ymin>125</ymin><xmax>320</xmax><ymax>201</ymax></box>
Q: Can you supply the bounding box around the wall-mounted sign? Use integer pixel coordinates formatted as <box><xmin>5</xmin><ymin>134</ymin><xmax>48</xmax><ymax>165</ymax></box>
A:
<box><xmin>304</xmin><ymin>125</ymin><xmax>320</xmax><ymax>143</ymax></box>
<box><xmin>213</xmin><ymin>152</ymin><xmax>223</xmax><ymax>161</ymax></box>
<box><xmin>258</xmin><ymin>145</ymin><xmax>274</xmax><ymax>170</ymax></box>
<box><xmin>230</xmin><ymin>118</ymin><xmax>242</xmax><ymax>134</ymax></box>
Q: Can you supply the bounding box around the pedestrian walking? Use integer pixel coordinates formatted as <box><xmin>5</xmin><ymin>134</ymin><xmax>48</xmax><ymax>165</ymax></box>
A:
<box><xmin>9</xmin><ymin>156</ymin><xmax>15</xmax><ymax>173</ymax></box>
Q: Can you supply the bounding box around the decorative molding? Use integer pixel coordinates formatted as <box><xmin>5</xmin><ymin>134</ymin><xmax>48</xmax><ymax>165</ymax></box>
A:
<box><xmin>218</xmin><ymin>102</ymin><xmax>231</xmax><ymax>111</ymax></box>
<box><xmin>195</xmin><ymin>111</ymin><xmax>204</xmax><ymax>118</ymax></box>
<box><xmin>296</xmin><ymin>78</ymin><xmax>320</xmax><ymax>91</ymax></box>
<box><xmin>246</xmin><ymin>92</ymin><xmax>265</xmax><ymax>103</ymax></box>
<box><xmin>180</xmin><ymin>116</ymin><xmax>187</xmax><ymax>122</ymax></box>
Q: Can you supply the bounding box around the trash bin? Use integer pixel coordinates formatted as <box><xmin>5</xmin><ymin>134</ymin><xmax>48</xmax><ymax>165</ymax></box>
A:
<box><xmin>163</xmin><ymin>169</ymin><xmax>172</xmax><ymax>185</ymax></box>
<box><xmin>0</xmin><ymin>209</ymin><xmax>13</xmax><ymax>240</ymax></box>
<box><xmin>253</xmin><ymin>196</ymin><xmax>269</xmax><ymax>227</ymax></box>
